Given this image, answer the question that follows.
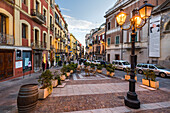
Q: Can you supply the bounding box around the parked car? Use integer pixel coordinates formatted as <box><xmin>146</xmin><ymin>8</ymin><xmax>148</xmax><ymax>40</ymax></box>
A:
<box><xmin>112</xmin><ymin>60</ymin><xmax>131</xmax><ymax>71</ymax></box>
<box><xmin>94</xmin><ymin>60</ymin><xmax>101</xmax><ymax>65</ymax></box>
<box><xmin>136</xmin><ymin>63</ymin><xmax>170</xmax><ymax>78</ymax></box>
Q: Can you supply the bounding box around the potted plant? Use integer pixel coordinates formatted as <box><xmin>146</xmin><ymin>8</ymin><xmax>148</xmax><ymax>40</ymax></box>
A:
<box><xmin>97</xmin><ymin>65</ymin><xmax>102</xmax><ymax>73</ymax></box>
<box><xmin>38</xmin><ymin>70</ymin><xmax>53</xmax><ymax>99</ymax></box>
<box><xmin>106</xmin><ymin>67</ymin><xmax>110</xmax><ymax>76</ymax></box>
<box><xmin>70</xmin><ymin>64</ymin><xmax>74</xmax><ymax>74</ymax></box>
<box><xmin>60</xmin><ymin>65</ymin><xmax>67</xmax><ymax>81</ymax></box>
<box><xmin>110</xmin><ymin>66</ymin><xmax>115</xmax><ymax>77</ymax></box>
<box><xmin>124</xmin><ymin>67</ymin><xmax>137</xmax><ymax>81</ymax></box>
<box><xmin>55</xmin><ymin>73</ymin><xmax>62</xmax><ymax>85</ymax></box>
<box><xmin>52</xmin><ymin>71</ymin><xmax>59</xmax><ymax>88</ymax></box>
<box><xmin>142</xmin><ymin>69</ymin><xmax>150</xmax><ymax>86</ymax></box>
<box><xmin>150</xmin><ymin>70</ymin><xmax>159</xmax><ymax>89</ymax></box>
<box><xmin>66</xmin><ymin>65</ymin><xmax>70</xmax><ymax>77</ymax></box>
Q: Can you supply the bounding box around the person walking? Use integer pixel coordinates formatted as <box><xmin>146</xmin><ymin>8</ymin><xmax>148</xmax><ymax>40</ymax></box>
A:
<box><xmin>42</xmin><ymin>61</ymin><xmax>45</xmax><ymax>72</ymax></box>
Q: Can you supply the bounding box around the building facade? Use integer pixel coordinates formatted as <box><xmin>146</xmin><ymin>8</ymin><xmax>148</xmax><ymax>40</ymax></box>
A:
<box><xmin>104</xmin><ymin>0</ymin><xmax>167</xmax><ymax>66</ymax></box>
<box><xmin>0</xmin><ymin>0</ymin><xmax>71</xmax><ymax>80</ymax></box>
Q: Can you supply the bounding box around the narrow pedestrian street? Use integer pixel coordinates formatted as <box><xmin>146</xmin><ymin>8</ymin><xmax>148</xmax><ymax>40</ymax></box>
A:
<box><xmin>33</xmin><ymin>70</ymin><xmax>170</xmax><ymax>113</ymax></box>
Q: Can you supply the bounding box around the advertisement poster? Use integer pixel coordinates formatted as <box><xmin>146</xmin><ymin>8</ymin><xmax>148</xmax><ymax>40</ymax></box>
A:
<box><xmin>16</xmin><ymin>61</ymin><xmax>22</xmax><ymax>69</ymax></box>
<box><xmin>25</xmin><ymin>58</ymin><xmax>29</xmax><ymax>67</ymax></box>
<box><xmin>149</xmin><ymin>15</ymin><xmax>161</xmax><ymax>57</ymax></box>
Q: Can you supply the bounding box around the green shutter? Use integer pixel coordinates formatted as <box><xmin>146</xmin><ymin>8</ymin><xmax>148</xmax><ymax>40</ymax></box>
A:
<box><xmin>116</xmin><ymin>36</ymin><xmax>119</xmax><ymax>44</ymax></box>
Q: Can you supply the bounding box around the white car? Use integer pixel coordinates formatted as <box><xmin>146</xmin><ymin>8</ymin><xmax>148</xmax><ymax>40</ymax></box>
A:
<box><xmin>112</xmin><ymin>60</ymin><xmax>131</xmax><ymax>71</ymax></box>
<box><xmin>86</xmin><ymin>60</ymin><xmax>91</xmax><ymax>63</ymax></box>
<box><xmin>94</xmin><ymin>60</ymin><xmax>101</xmax><ymax>65</ymax></box>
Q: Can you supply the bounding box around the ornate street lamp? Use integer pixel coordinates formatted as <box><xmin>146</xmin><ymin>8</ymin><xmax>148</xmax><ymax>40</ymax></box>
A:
<box><xmin>116</xmin><ymin>1</ymin><xmax>154</xmax><ymax>109</ymax></box>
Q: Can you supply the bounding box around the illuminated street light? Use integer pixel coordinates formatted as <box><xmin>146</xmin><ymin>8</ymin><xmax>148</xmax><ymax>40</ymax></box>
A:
<box><xmin>116</xmin><ymin>0</ymin><xmax>154</xmax><ymax>109</ymax></box>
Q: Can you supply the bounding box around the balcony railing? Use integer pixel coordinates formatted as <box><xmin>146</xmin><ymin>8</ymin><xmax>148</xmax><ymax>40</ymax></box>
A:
<box><xmin>0</xmin><ymin>33</ymin><xmax>14</xmax><ymax>45</ymax></box>
<box><xmin>42</xmin><ymin>42</ymin><xmax>47</xmax><ymax>49</ymax></box>
<box><xmin>31</xmin><ymin>9</ymin><xmax>45</xmax><ymax>24</ymax></box>
<box><xmin>50</xmin><ymin>45</ymin><xmax>54</xmax><ymax>49</ymax></box>
<box><xmin>32</xmin><ymin>41</ymin><xmax>43</xmax><ymax>49</ymax></box>
<box><xmin>6</xmin><ymin>0</ymin><xmax>14</xmax><ymax>3</ymax></box>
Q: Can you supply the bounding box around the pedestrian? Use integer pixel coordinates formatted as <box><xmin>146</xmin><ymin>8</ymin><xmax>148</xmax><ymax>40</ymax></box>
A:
<box><xmin>42</xmin><ymin>61</ymin><xmax>45</xmax><ymax>72</ymax></box>
<box><xmin>46</xmin><ymin>60</ymin><xmax>49</xmax><ymax>69</ymax></box>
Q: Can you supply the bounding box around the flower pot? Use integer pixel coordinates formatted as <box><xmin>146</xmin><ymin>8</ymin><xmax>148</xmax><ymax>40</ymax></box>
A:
<box><xmin>125</xmin><ymin>75</ymin><xmax>137</xmax><ymax>81</ymax></box>
<box><xmin>70</xmin><ymin>70</ymin><xmax>73</xmax><ymax>74</ymax></box>
<box><xmin>60</xmin><ymin>75</ymin><xmax>66</xmax><ymax>81</ymax></box>
<box><xmin>97</xmin><ymin>70</ymin><xmax>102</xmax><ymax>73</ymax></box>
<box><xmin>150</xmin><ymin>81</ymin><xmax>159</xmax><ymax>89</ymax></box>
<box><xmin>38</xmin><ymin>87</ymin><xmax>53</xmax><ymax>99</ymax></box>
<box><xmin>106</xmin><ymin>71</ymin><xmax>110</xmax><ymax>76</ymax></box>
<box><xmin>110</xmin><ymin>72</ymin><xmax>115</xmax><ymax>77</ymax></box>
<box><xmin>52</xmin><ymin>80</ymin><xmax>58</xmax><ymax>88</ymax></box>
<box><xmin>66</xmin><ymin>72</ymin><xmax>70</xmax><ymax>77</ymax></box>
<box><xmin>142</xmin><ymin>79</ymin><xmax>149</xmax><ymax>86</ymax></box>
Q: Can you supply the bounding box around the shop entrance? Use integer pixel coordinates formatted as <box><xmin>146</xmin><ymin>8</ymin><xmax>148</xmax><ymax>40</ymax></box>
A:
<box><xmin>0</xmin><ymin>51</ymin><xmax>13</xmax><ymax>80</ymax></box>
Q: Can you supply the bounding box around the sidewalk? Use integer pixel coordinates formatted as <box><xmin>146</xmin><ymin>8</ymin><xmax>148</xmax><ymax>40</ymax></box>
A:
<box><xmin>0</xmin><ymin>66</ymin><xmax>61</xmax><ymax>113</ymax></box>
<box><xmin>33</xmin><ymin>71</ymin><xmax>170</xmax><ymax>113</ymax></box>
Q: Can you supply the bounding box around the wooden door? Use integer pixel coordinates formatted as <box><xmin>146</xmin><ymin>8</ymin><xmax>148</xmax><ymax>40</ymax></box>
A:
<box><xmin>0</xmin><ymin>52</ymin><xmax>13</xmax><ymax>80</ymax></box>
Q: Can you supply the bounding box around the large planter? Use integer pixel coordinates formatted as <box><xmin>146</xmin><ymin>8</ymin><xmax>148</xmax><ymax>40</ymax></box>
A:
<box><xmin>38</xmin><ymin>87</ymin><xmax>53</xmax><ymax>99</ymax></box>
<box><xmin>106</xmin><ymin>71</ymin><xmax>110</xmax><ymax>76</ymax></box>
<box><xmin>52</xmin><ymin>80</ymin><xmax>58</xmax><ymax>88</ymax></box>
<box><xmin>66</xmin><ymin>72</ymin><xmax>70</xmax><ymax>77</ymax></box>
<box><xmin>110</xmin><ymin>72</ymin><xmax>115</xmax><ymax>77</ymax></box>
<box><xmin>150</xmin><ymin>81</ymin><xmax>159</xmax><ymax>89</ymax></box>
<box><xmin>70</xmin><ymin>70</ymin><xmax>73</xmax><ymax>74</ymax></box>
<box><xmin>142</xmin><ymin>79</ymin><xmax>149</xmax><ymax>86</ymax></box>
<box><xmin>60</xmin><ymin>75</ymin><xmax>66</xmax><ymax>81</ymax></box>
<box><xmin>125</xmin><ymin>75</ymin><xmax>137</xmax><ymax>81</ymax></box>
<box><xmin>97</xmin><ymin>69</ymin><xmax>102</xmax><ymax>73</ymax></box>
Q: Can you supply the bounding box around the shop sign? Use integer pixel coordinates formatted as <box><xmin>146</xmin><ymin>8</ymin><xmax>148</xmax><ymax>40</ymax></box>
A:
<box><xmin>16</xmin><ymin>61</ymin><xmax>22</xmax><ymax>69</ymax></box>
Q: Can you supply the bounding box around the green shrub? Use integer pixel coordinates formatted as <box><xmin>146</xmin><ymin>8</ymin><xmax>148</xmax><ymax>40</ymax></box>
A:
<box><xmin>61</xmin><ymin>65</ymin><xmax>67</xmax><ymax>75</ymax></box>
<box><xmin>97</xmin><ymin>65</ymin><xmax>103</xmax><ymax>70</ymax></box>
<box><xmin>38</xmin><ymin>70</ymin><xmax>54</xmax><ymax>89</ymax></box>
<box><xmin>54</xmin><ymin>71</ymin><xmax>61</xmax><ymax>85</ymax></box>
<box><xmin>125</xmin><ymin>67</ymin><xmax>131</xmax><ymax>75</ymax></box>
<box><xmin>143</xmin><ymin>69</ymin><xmax>156</xmax><ymax>81</ymax></box>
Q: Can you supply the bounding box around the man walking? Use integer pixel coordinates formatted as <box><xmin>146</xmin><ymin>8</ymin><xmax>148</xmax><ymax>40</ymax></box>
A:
<box><xmin>42</xmin><ymin>61</ymin><xmax>45</xmax><ymax>72</ymax></box>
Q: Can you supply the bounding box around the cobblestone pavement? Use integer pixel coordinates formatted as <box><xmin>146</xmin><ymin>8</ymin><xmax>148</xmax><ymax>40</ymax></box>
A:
<box><xmin>33</xmin><ymin>71</ymin><xmax>170</xmax><ymax>113</ymax></box>
<box><xmin>0</xmin><ymin>67</ymin><xmax>61</xmax><ymax>113</ymax></box>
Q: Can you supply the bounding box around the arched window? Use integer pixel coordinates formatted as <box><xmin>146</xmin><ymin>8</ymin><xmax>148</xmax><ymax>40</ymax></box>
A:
<box><xmin>22</xmin><ymin>23</ymin><xmax>28</xmax><ymax>39</ymax></box>
<box><xmin>0</xmin><ymin>14</ymin><xmax>6</xmax><ymax>35</ymax></box>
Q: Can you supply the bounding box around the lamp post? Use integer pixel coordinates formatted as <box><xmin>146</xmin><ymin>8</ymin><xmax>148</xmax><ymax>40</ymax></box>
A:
<box><xmin>116</xmin><ymin>1</ymin><xmax>154</xmax><ymax>109</ymax></box>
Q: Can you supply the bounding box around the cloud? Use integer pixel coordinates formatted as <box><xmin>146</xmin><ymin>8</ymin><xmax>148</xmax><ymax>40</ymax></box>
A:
<box><xmin>63</xmin><ymin>15</ymin><xmax>100</xmax><ymax>46</ymax></box>
<box><xmin>60</xmin><ymin>8</ymin><xmax>71</xmax><ymax>11</ymax></box>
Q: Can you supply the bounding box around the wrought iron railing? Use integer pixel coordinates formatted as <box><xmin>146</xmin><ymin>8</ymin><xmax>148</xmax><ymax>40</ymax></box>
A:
<box><xmin>31</xmin><ymin>9</ymin><xmax>45</xmax><ymax>22</ymax></box>
<box><xmin>0</xmin><ymin>33</ymin><xmax>14</xmax><ymax>45</ymax></box>
<box><xmin>50</xmin><ymin>24</ymin><xmax>54</xmax><ymax>31</ymax></box>
<box><xmin>32</xmin><ymin>41</ymin><xmax>43</xmax><ymax>49</ymax></box>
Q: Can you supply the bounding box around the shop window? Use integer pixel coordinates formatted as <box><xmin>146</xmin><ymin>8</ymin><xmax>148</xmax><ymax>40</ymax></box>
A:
<box><xmin>0</xmin><ymin>14</ymin><xmax>6</xmax><ymax>35</ymax></box>
<box><xmin>16</xmin><ymin>50</ymin><xmax>22</xmax><ymax>60</ymax></box>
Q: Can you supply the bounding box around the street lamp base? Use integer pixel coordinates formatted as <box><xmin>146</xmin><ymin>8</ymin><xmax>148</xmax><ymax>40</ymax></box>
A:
<box><xmin>124</xmin><ymin>95</ymin><xmax>140</xmax><ymax>109</ymax></box>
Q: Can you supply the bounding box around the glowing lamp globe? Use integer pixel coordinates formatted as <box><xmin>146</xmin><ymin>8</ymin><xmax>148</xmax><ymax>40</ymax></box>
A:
<box><xmin>131</xmin><ymin>15</ymin><xmax>142</xmax><ymax>26</ymax></box>
<box><xmin>116</xmin><ymin>9</ymin><xmax>127</xmax><ymax>26</ymax></box>
<box><xmin>139</xmin><ymin>1</ymin><xmax>154</xmax><ymax>19</ymax></box>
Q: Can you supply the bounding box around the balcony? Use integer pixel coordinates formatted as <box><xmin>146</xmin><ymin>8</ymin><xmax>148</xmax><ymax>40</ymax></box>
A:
<box><xmin>50</xmin><ymin>45</ymin><xmax>54</xmax><ymax>49</ymax></box>
<box><xmin>50</xmin><ymin>24</ymin><xmax>54</xmax><ymax>32</ymax></box>
<box><xmin>123</xmin><ymin>42</ymin><xmax>146</xmax><ymax>50</ymax></box>
<box><xmin>42</xmin><ymin>42</ymin><xmax>47</xmax><ymax>49</ymax></box>
<box><xmin>32</xmin><ymin>41</ymin><xmax>43</xmax><ymax>49</ymax></box>
<box><xmin>0</xmin><ymin>33</ymin><xmax>14</xmax><ymax>45</ymax></box>
<box><xmin>31</xmin><ymin>9</ymin><xmax>45</xmax><ymax>24</ymax></box>
<box><xmin>6</xmin><ymin>0</ymin><xmax>14</xmax><ymax>3</ymax></box>
<box><xmin>95</xmin><ymin>51</ymin><xmax>100</xmax><ymax>55</ymax></box>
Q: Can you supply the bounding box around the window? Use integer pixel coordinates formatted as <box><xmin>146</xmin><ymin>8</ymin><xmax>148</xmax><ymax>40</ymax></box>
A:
<box><xmin>137</xmin><ymin>64</ymin><xmax>142</xmax><ymax>67</ymax></box>
<box><xmin>22</xmin><ymin>24</ymin><xmax>27</xmax><ymax>39</ymax></box>
<box><xmin>107</xmin><ymin>38</ymin><xmax>110</xmax><ymax>46</ymax></box>
<box><xmin>119</xmin><ymin>62</ymin><xmax>122</xmax><ymax>65</ymax></box>
<box><xmin>107</xmin><ymin>22</ymin><xmax>110</xmax><ymax>30</ymax></box>
<box><xmin>36</xmin><ymin>1</ymin><xmax>39</xmax><ymax>12</ymax></box>
<box><xmin>43</xmin><ymin>9</ymin><xmax>46</xmax><ymax>21</ymax></box>
<box><xmin>115</xmin><ymin>19</ymin><xmax>119</xmax><ymax>27</ymax></box>
<box><xmin>149</xmin><ymin>65</ymin><xmax>155</xmax><ymax>69</ymax></box>
<box><xmin>102</xmin><ymin>34</ymin><xmax>105</xmax><ymax>40</ymax></box>
<box><xmin>130</xmin><ymin>32</ymin><xmax>138</xmax><ymax>42</ymax></box>
<box><xmin>50</xmin><ymin>16</ymin><xmax>52</xmax><ymax>25</ymax></box>
<box><xmin>115</xmin><ymin>36</ymin><xmax>120</xmax><ymax>44</ymax></box>
<box><xmin>99</xmin><ymin>36</ymin><xmax>100</xmax><ymax>40</ymax></box>
<box><xmin>142</xmin><ymin>64</ymin><xmax>148</xmax><ymax>68</ymax></box>
<box><xmin>22</xmin><ymin>0</ymin><xmax>27</xmax><ymax>5</ymax></box>
<box><xmin>0</xmin><ymin>14</ymin><xmax>6</xmax><ymax>35</ymax></box>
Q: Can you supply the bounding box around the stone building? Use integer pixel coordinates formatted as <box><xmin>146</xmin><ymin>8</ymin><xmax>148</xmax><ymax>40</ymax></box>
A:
<box><xmin>104</xmin><ymin>0</ymin><xmax>166</xmax><ymax>66</ymax></box>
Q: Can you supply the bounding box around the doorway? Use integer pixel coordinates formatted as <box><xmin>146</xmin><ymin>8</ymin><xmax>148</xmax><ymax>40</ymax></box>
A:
<box><xmin>115</xmin><ymin>54</ymin><xmax>120</xmax><ymax>60</ymax></box>
<box><xmin>107</xmin><ymin>54</ymin><xmax>110</xmax><ymax>62</ymax></box>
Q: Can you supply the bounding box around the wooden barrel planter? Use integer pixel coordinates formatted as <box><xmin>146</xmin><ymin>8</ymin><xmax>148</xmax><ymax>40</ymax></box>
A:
<box><xmin>17</xmin><ymin>84</ymin><xmax>38</xmax><ymax>113</ymax></box>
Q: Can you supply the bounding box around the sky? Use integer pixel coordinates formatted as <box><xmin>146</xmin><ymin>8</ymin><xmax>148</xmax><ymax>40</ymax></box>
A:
<box><xmin>55</xmin><ymin>0</ymin><xmax>117</xmax><ymax>46</ymax></box>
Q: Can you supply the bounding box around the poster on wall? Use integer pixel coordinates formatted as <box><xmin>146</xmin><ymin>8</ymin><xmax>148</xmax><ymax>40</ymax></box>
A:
<box><xmin>16</xmin><ymin>61</ymin><xmax>22</xmax><ymax>69</ymax></box>
<box><xmin>149</xmin><ymin>15</ymin><xmax>161</xmax><ymax>57</ymax></box>
<box><xmin>23</xmin><ymin>51</ymin><xmax>32</xmax><ymax>71</ymax></box>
